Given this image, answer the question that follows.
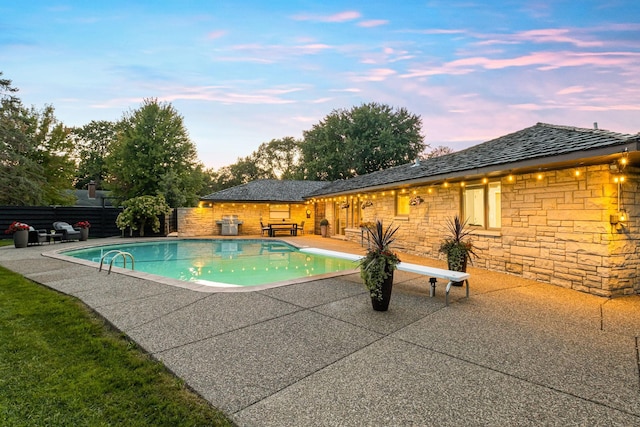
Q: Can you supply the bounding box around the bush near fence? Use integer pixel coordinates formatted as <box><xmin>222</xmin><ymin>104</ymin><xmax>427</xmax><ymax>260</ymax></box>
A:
<box><xmin>0</xmin><ymin>206</ymin><xmax>172</xmax><ymax>239</ymax></box>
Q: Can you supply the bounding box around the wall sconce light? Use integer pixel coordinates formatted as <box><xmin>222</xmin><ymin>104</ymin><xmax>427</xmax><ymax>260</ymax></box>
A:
<box><xmin>361</xmin><ymin>200</ymin><xmax>373</xmax><ymax>209</ymax></box>
<box><xmin>610</xmin><ymin>210</ymin><xmax>628</xmax><ymax>228</ymax></box>
<box><xmin>409</xmin><ymin>195</ymin><xmax>424</xmax><ymax>206</ymax></box>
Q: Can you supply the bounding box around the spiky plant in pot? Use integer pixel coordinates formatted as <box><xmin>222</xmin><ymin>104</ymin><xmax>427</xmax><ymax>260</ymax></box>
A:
<box><xmin>359</xmin><ymin>220</ymin><xmax>400</xmax><ymax>310</ymax></box>
<box><xmin>439</xmin><ymin>216</ymin><xmax>477</xmax><ymax>281</ymax></box>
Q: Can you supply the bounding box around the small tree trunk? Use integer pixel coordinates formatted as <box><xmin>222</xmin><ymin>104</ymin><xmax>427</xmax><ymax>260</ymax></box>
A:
<box><xmin>139</xmin><ymin>219</ymin><xmax>146</xmax><ymax>237</ymax></box>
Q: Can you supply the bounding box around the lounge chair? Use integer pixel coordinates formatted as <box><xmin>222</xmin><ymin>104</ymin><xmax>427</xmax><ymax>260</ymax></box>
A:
<box><xmin>28</xmin><ymin>227</ymin><xmax>49</xmax><ymax>245</ymax></box>
<box><xmin>53</xmin><ymin>221</ymin><xmax>81</xmax><ymax>241</ymax></box>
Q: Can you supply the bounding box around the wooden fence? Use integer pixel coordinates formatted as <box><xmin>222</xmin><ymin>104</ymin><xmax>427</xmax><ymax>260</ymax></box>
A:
<box><xmin>0</xmin><ymin>206</ymin><xmax>171</xmax><ymax>239</ymax></box>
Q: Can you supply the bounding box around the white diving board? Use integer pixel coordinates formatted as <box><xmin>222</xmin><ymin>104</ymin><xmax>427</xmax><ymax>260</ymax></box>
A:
<box><xmin>300</xmin><ymin>248</ymin><xmax>470</xmax><ymax>306</ymax></box>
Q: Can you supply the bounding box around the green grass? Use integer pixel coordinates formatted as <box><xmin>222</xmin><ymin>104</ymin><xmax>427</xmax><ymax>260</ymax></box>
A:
<box><xmin>0</xmin><ymin>266</ymin><xmax>234</xmax><ymax>427</ymax></box>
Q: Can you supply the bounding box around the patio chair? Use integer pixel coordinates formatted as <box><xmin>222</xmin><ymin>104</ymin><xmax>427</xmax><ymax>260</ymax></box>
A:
<box><xmin>298</xmin><ymin>221</ymin><xmax>305</xmax><ymax>235</ymax></box>
<box><xmin>28</xmin><ymin>227</ymin><xmax>49</xmax><ymax>245</ymax></box>
<box><xmin>260</xmin><ymin>222</ymin><xmax>270</xmax><ymax>236</ymax></box>
<box><xmin>53</xmin><ymin>221</ymin><xmax>81</xmax><ymax>241</ymax></box>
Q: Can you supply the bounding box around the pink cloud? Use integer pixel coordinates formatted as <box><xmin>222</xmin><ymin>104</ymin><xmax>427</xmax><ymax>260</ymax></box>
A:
<box><xmin>476</xmin><ymin>28</ymin><xmax>602</xmax><ymax>48</ymax></box>
<box><xmin>351</xmin><ymin>68</ymin><xmax>397</xmax><ymax>82</ymax></box>
<box><xmin>292</xmin><ymin>10</ymin><xmax>361</xmax><ymax>23</ymax></box>
<box><xmin>402</xmin><ymin>51</ymin><xmax>640</xmax><ymax>78</ymax></box>
<box><xmin>358</xmin><ymin>19</ymin><xmax>388</xmax><ymax>28</ymax></box>
<box><xmin>556</xmin><ymin>86</ymin><xmax>586</xmax><ymax>95</ymax></box>
<box><xmin>207</xmin><ymin>30</ymin><xmax>227</xmax><ymax>40</ymax></box>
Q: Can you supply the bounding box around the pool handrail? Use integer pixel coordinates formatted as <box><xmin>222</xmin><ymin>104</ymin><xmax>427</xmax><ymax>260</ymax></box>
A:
<box><xmin>98</xmin><ymin>250</ymin><xmax>135</xmax><ymax>274</ymax></box>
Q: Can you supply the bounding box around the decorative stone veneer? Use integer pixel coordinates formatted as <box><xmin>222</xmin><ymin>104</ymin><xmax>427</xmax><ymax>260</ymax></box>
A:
<box><xmin>341</xmin><ymin>165</ymin><xmax>639</xmax><ymax>297</ymax></box>
<box><xmin>178</xmin><ymin>202</ymin><xmax>315</xmax><ymax>237</ymax></box>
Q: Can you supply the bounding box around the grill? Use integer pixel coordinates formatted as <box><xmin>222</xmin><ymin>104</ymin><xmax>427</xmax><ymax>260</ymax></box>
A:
<box><xmin>216</xmin><ymin>215</ymin><xmax>243</xmax><ymax>236</ymax></box>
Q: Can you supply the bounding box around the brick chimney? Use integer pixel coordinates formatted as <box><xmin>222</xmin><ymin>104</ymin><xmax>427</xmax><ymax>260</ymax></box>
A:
<box><xmin>88</xmin><ymin>180</ymin><xmax>96</xmax><ymax>199</ymax></box>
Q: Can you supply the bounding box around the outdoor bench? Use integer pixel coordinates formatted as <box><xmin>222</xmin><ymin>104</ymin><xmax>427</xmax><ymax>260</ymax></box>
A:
<box><xmin>299</xmin><ymin>248</ymin><xmax>470</xmax><ymax>306</ymax></box>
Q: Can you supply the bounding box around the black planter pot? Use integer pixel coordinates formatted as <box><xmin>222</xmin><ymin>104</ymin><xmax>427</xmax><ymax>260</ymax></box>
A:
<box><xmin>371</xmin><ymin>269</ymin><xmax>394</xmax><ymax>311</ymax></box>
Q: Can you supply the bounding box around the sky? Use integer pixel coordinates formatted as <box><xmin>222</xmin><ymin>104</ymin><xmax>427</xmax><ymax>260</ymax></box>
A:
<box><xmin>1</xmin><ymin>1</ymin><xmax>639</xmax><ymax>170</ymax></box>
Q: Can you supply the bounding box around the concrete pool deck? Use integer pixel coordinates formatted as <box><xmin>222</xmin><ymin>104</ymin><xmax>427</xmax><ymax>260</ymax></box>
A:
<box><xmin>1</xmin><ymin>235</ymin><xmax>640</xmax><ymax>426</ymax></box>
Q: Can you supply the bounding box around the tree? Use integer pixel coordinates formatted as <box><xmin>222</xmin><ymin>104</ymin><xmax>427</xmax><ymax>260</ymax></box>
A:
<box><xmin>252</xmin><ymin>137</ymin><xmax>302</xmax><ymax>179</ymax></box>
<box><xmin>423</xmin><ymin>145</ymin><xmax>453</xmax><ymax>159</ymax></box>
<box><xmin>0</xmin><ymin>75</ymin><xmax>45</xmax><ymax>205</ymax></box>
<box><xmin>26</xmin><ymin>104</ymin><xmax>76</xmax><ymax>205</ymax></box>
<box><xmin>107</xmin><ymin>98</ymin><xmax>204</xmax><ymax>207</ymax></box>
<box><xmin>71</xmin><ymin>120</ymin><xmax>119</xmax><ymax>190</ymax></box>
<box><xmin>0</xmin><ymin>73</ymin><xmax>75</xmax><ymax>206</ymax></box>
<box><xmin>299</xmin><ymin>103</ymin><xmax>426</xmax><ymax>181</ymax></box>
<box><xmin>116</xmin><ymin>195</ymin><xmax>171</xmax><ymax>237</ymax></box>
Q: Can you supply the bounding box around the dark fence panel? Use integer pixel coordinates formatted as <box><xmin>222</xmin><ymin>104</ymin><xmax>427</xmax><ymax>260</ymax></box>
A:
<box><xmin>0</xmin><ymin>206</ymin><xmax>123</xmax><ymax>239</ymax></box>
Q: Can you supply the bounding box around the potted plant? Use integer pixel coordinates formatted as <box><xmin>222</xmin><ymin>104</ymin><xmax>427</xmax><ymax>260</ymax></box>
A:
<box><xmin>5</xmin><ymin>221</ymin><xmax>30</xmax><ymax>248</ymax></box>
<box><xmin>320</xmin><ymin>218</ymin><xmax>329</xmax><ymax>237</ymax></box>
<box><xmin>74</xmin><ymin>220</ymin><xmax>91</xmax><ymax>241</ymax></box>
<box><xmin>359</xmin><ymin>220</ymin><xmax>401</xmax><ymax>311</ymax></box>
<box><xmin>439</xmin><ymin>216</ymin><xmax>477</xmax><ymax>285</ymax></box>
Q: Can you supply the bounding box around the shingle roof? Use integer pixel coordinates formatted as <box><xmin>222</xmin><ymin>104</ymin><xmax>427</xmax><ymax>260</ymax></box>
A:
<box><xmin>310</xmin><ymin>123</ymin><xmax>637</xmax><ymax>196</ymax></box>
<box><xmin>201</xmin><ymin>179</ymin><xmax>329</xmax><ymax>202</ymax></box>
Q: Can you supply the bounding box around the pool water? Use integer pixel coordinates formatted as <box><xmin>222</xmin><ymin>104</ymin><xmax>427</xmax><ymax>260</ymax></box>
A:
<box><xmin>62</xmin><ymin>239</ymin><xmax>359</xmax><ymax>287</ymax></box>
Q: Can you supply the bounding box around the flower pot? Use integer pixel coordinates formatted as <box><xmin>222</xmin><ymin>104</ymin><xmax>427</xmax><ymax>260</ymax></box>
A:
<box><xmin>447</xmin><ymin>254</ymin><xmax>467</xmax><ymax>287</ymax></box>
<box><xmin>320</xmin><ymin>224</ymin><xmax>328</xmax><ymax>237</ymax></box>
<box><xmin>371</xmin><ymin>269</ymin><xmax>394</xmax><ymax>311</ymax></box>
<box><xmin>13</xmin><ymin>229</ymin><xmax>28</xmax><ymax>248</ymax></box>
<box><xmin>79</xmin><ymin>228</ymin><xmax>89</xmax><ymax>241</ymax></box>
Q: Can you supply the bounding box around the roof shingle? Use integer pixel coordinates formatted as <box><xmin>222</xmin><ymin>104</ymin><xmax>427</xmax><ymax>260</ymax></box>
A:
<box><xmin>309</xmin><ymin>123</ymin><xmax>637</xmax><ymax>196</ymax></box>
<box><xmin>201</xmin><ymin>179</ymin><xmax>329</xmax><ymax>202</ymax></box>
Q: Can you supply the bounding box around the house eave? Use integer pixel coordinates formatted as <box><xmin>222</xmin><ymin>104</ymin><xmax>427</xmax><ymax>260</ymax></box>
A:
<box><xmin>307</xmin><ymin>142</ymin><xmax>639</xmax><ymax>198</ymax></box>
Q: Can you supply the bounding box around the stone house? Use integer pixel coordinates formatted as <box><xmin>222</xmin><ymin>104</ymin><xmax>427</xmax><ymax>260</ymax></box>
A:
<box><xmin>181</xmin><ymin>123</ymin><xmax>639</xmax><ymax>297</ymax></box>
<box><xmin>178</xmin><ymin>180</ymin><xmax>327</xmax><ymax>236</ymax></box>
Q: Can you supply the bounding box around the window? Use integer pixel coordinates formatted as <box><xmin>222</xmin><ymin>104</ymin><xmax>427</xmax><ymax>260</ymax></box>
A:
<box><xmin>396</xmin><ymin>193</ymin><xmax>411</xmax><ymax>216</ymax></box>
<box><xmin>269</xmin><ymin>204</ymin><xmax>290</xmax><ymax>220</ymax></box>
<box><xmin>462</xmin><ymin>181</ymin><xmax>501</xmax><ymax>229</ymax></box>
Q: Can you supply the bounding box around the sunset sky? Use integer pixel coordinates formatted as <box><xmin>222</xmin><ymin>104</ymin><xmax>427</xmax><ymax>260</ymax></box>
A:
<box><xmin>2</xmin><ymin>1</ymin><xmax>639</xmax><ymax>169</ymax></box>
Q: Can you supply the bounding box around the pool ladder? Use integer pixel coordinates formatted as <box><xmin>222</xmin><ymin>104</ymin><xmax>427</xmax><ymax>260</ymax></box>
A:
<box><xmin>99</xmin><ymin>250</ymin><xmax>135</xmax><ymax>274</ymax></box>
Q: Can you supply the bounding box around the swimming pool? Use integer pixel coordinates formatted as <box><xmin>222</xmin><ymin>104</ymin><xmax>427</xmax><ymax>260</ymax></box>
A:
<box><xmin>60</xmin><ymin>239</ymin><xmax>359</xmax><ymax>290</ymax></box>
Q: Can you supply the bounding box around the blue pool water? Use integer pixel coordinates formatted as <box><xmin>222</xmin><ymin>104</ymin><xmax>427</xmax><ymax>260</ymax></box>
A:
<box><xmin>61</xmin><ymin>239</ymin><xmax>359</xmax><ymax>287</ymax></box>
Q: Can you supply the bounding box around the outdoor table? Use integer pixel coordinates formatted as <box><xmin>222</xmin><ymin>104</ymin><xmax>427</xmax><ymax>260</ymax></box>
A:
<box><xmin>48</xmin><ymin>232</ymin><xmax>64</xmax><ymax>244</ymax></box>
<box><xmin>267</xmin><ymin>223</ymin><xmax>298</xmax><ymax>237</ymax></box>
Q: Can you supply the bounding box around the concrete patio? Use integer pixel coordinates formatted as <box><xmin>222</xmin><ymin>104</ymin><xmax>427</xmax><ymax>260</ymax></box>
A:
<box><xmin>1</xmin><ymin>235</ymin><xmax>639</xmax><ymax>426</ymax></box>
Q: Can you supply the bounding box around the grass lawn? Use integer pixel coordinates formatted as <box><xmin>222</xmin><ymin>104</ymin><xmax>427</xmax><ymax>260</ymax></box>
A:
<box><xmin>0</xmin><ymin>264</ymin><xmax>233</xmax><ymax>426</ymax></box>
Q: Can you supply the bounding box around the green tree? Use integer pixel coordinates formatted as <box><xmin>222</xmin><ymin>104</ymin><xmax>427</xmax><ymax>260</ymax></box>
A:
<box><xmin>252</xmin><ymin>137</ymin><xmax>302</xmax><ymax>179</ymax></box>
<box><xmin>107</xmin><ymin>98</ymin><xmax>203</xmax><ymax>207</ymax></box>
<box><xmin>116</xmin><ymin>195</ymin><xmax>171</xmax><ymax>237</ymax></box>
<box><xmin>208</xmin><ymin>155</ymin><xmax>273</xmax><ymax>192</ymax></box>
<box><xmin>71</xmin><ymin>120</ymin><xmax>118</xmax><ymax>190</ymax></box>
<box><xmin>0</xmin><ymin>75</ymin><xmax>45</xmax><ymax>205</ymax></box>
<box><xmin>26</xmin><ymin>104</ymin><xmax>76</xmax><ymax>205</ymax></box>
<box><xmin>300</xmin><ymin>103</ymin><xmax>426</xmax><ymax>181</ymax></box>
<box><xmin>0</xmin><ymin>73</ymin><xmax>75</xmax><ymax>205</ymax></box>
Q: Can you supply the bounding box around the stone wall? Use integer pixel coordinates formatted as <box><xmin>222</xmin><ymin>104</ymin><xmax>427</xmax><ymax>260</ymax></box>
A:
<box><xmin>178</xmin><ymin>202</ymin><xmax>316</xmax><ymax>237</ymax></box>
<box><xmin>340</xmin><ymin>165</ymin><xmax>639</xmax><ymax>297</ymax></box>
